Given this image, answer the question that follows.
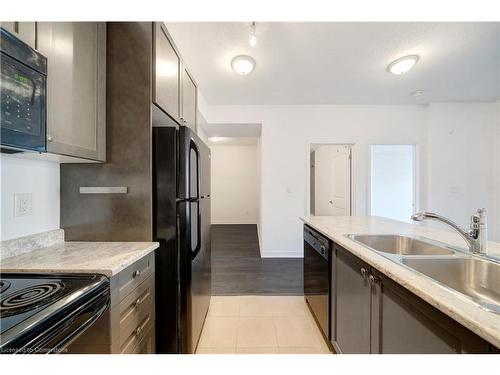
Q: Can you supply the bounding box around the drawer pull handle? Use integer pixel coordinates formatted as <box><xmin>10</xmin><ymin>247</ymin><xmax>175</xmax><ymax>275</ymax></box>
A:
<box><xmin>360</xmin><ymin>268</ymin><xmax>367</xmax><ymax>278</ymax></box>
<box><xmin>134</xmin><ymin>298</ymin><xmax>142</xmax><ymax>308</ymax></box>
<box><xmin>133</xmin><ymin>270</ymin><xmax>141</xmax><ymax>278</ymax></box>
<box><xmin>135</xmin><ymin>316</ymin><xmax>150</xmax><ymax>337</ymax></box>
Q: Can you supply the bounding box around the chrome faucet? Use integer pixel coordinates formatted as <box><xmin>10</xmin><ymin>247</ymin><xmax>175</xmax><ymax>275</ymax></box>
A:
<box><xmin>411</xmin><ymin>208</ymin><xmax>488</xmax><ymax>255</ymax></box>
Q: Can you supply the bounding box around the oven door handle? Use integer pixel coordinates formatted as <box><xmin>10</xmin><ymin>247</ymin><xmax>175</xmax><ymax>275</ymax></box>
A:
<box><xmin>20</xmin><ymin>290</ymin><xmax>109</xmax><ymax>354</ymax></box>
<box><xmin>47</xmin><ymin>299</ymin><xmax>108</xmax><ymax>353</ymax></box>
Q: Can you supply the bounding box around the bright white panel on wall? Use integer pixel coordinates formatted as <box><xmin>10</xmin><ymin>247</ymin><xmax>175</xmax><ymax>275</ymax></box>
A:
<box><xmin>210</xmin><ymin>143</ymin><xmax>259</xmax><ymax>224</ymax></box>
<box><xmin>1</xmin><ymin>155</ymin><xmax>60</xmax><ymax>241</ymax></box>
<box><xmin>371</xmin><ymin>145</ymin><xmax>415</xmax><ymax>222</ymax></box>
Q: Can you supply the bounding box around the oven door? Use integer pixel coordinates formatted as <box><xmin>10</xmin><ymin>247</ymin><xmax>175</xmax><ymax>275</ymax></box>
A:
<box><xmin>1</xmin><ymin>34</ymin><xmax>47</xmax><ymax>153</ymax></box>
<box><xmin>304</xmin><ymin>227</ymin><xmax>330</xmax><ymax>340</ymax></box>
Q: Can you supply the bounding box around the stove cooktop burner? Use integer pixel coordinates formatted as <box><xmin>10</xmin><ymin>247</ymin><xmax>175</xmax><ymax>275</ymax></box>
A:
<box><xmin>0</xmin><ymin>280</ymin><xmax>11</xmax><ymax>294</ymax></box>
<box><xmin>0</xmin><ymin>281</ymin><xmax>65</xmax><ymax>318</ymax></box>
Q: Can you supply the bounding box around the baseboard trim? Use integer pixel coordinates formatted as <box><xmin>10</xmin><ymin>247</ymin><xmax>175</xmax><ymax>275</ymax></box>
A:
<box><xmin>260</xmin><ymin>251</ymin><xmax>303</xmax><ymax>258</ymax></box>
<box><xmin>211</xmin><ymin>220</ymin><xmax>258</xmax><ymax>225</ymax></box>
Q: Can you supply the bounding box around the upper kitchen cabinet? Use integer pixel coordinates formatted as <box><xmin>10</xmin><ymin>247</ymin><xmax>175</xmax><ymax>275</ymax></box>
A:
<box><xmin>153</xmin><ymin>22</ymin><xmax>197</xmax><ymax>131</ymax></box>
<box><xmin>154</xmin><ymin>22</ymin><xmax>180</xmax><ymax>122</ymax></box>
<box><xmin>37</xmin><ymin>22</ymin><xmax>106</xmax><ymax>162</ymax></box>
<box><xmin>0</xmin><ymin>22</ymin><xmax>36</xmax><ymax>49</ymax></box>
<box><xmin>181</xmin><ymin>66</ymin><xmax>197</xmax><ymax>130</ymax></box>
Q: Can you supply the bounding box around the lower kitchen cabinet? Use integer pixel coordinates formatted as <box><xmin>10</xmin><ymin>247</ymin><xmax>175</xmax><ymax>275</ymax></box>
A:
<box><xmin>67</xmin><ymin>253</ymin><xmax>155</xmax><ymax>354</ymax></box>
<box><xmin>334</xmin><ymin>244</ymin><xmax>371</xmax><ymax>353</ymax></box>
<box><xmin>371</xmin><ymin>269</ymin><xmax>491</xmax><ymax>353</ymax></box>
<box><xmin>332</xmin><ymin>243</ymin><xmax>496</xmax><ymax>354</ymax></box>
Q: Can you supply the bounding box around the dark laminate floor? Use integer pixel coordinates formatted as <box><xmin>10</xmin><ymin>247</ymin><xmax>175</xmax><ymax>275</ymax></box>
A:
<box><xmin>211</xmin><ymin>224</ymin><xmax>303</xmax><ymax>296</ymax></box>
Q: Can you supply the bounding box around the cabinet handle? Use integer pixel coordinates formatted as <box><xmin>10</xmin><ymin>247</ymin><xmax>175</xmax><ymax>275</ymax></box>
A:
<box><xmin>47</xmin><ymin>134</ymin><xmax>53</xmax><ymax>142</ymax></box>
<box><xmin>368</xmin><ymin>274</ymin><xmax>380</xmax><ymax>285</ymax></box>
<box><xmin>132</xmin><ymin>270</ymin><xmax>141</xmax><ymax>278</ymax></box>
<box><xmin>135</xmin><ymin>316</ymin><xmax>150</xmax><ymax>337</ymax></box>
<box><xmin>134</xmin><ymin>297</ymin><xmax>142</xmax><ymax>308</ymax></box>
<box><xmin>360</xmin><ymin>268</ymin><xmax>367</xmax><ymax>278</ymax></box>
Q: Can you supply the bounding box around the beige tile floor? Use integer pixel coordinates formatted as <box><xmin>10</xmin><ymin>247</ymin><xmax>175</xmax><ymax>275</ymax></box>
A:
<box><xmin>196</xmin><ymin>296</ymin><xmax>332</xmax><ymax>354</ymax></box>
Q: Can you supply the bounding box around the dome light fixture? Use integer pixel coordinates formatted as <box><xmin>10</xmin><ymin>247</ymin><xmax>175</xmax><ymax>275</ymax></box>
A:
<box><xmin>387</xmin><ymin>55</ymin><xmax>420</xmax><ymax>75</ymax></box>
<box><xmin>249</xmin><ymin>22</ymin><xmax>257</xmax><ymax>47</ymax></box>
<box><xmin>231</xmin><ymin>55</ymin><xmax>256</xmax><ymax>76</ymax></box>
<box><xmin>411</xmin><ymin>89</ymin><xmax>424</xmax><ymax>97</ymax></box>
<box><xmin>210</xmin><ymin>136</ymin><xmax>224</xmax><ymax>142</ymax></box>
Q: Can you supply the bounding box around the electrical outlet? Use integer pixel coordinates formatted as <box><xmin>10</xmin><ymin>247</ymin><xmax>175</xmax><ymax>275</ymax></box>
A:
<box><xmin>14</xmin><ymin>193</ymin><xmax>32</xmax><ymax>217</ymax></box>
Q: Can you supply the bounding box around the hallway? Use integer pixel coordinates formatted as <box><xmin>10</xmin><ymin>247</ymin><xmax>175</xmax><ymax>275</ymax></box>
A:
<box><xmin>211</xmin><ymin>224</ymin><xmax>303</xmax><ymax>295</ymax></box>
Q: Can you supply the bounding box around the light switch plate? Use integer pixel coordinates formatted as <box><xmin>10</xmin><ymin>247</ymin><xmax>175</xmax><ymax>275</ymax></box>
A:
<box><xmin>14</xmin><ymin>193</ymin><xmax>32</xmax><ymax>217</ymax></box>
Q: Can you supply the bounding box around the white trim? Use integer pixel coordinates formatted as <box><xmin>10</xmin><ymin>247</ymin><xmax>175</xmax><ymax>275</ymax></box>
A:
<box><xmin>260</xmin><ymin>251</ymin><xmax>302</xmax><ymax>258</ymax></box>
<box><xmin>211</xmin><ymin>220</ymin><xmax>258</xmax><ymax>224</ymax></box>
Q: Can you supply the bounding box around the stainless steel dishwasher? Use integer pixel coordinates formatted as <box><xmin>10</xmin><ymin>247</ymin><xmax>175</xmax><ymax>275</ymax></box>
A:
<box><xmin>303</xmin><ymin>225</ymin><xmax>331</xmax><ymax>340</ymax></box>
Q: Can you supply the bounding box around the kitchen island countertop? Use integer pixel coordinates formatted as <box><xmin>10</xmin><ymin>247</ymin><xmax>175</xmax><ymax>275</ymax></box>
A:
<box><xmin>301</xmin><ymin>215</ymin><xmax>500</xmax><ymax>349</ymax></box>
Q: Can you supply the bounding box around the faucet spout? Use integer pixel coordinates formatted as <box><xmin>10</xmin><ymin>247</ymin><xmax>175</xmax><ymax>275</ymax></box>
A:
<box><xmin>410</xmin><ymin>209</ymin><xmax>488</xmax><ymax>255</ymax></box>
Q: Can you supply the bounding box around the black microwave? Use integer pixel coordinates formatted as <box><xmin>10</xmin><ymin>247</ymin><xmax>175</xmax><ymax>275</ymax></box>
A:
<box><xmin>0</xmin><ymin>27</ymin><xmax>47</xmax><ymax>153</ymax></box>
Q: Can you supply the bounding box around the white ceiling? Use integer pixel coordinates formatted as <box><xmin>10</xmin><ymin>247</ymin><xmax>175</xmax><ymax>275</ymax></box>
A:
<box><xmin>166</xmin><ymin>22</ymin><xmax>500</xmax><ymax>105</ymax></box>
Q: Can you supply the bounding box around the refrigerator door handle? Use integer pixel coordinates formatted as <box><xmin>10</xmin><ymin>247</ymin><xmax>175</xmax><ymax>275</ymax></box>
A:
<box><xmin>190</xmin><ymin>139</ymin><xmax>202</xmax><ymax>260</ymax></box>
<box><xmin>192</xmin><ymin>199</ymin><xmax>202</xmax><ymax>260</ymax></box>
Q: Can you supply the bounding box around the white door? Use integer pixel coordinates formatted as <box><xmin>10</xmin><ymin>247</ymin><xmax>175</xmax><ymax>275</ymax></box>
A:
<box><xmin>314</xmin><ymin>145</ymin><xmax>351</xmax><ymax>216</ymax></box>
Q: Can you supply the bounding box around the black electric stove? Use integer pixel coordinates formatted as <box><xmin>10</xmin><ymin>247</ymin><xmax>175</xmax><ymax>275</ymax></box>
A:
<box><xmin>0</xmin><ymin>273</ymin><xmax>109</xmax><ymax>354</ymax></box>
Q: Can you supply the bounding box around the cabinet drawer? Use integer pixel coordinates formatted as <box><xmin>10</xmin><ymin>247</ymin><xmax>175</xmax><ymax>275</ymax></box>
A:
<box><xmin>118</xmin><ymin>275</ymin><xmax>154</xmax><ymax>346</ymax></box>
<box><xmin>117</xmin><ymin>253</ymin><xmax>154</xmax><ymax>301</ymax></box>
<box><xmin>120</xmin><ymin>312</ymin><xmax>154</xmax><ymax>354</ymax></box>
<box><xmin>129</xmin><ymin>327</ymin><xmax>154</xmax><ymax>354</ymax></box>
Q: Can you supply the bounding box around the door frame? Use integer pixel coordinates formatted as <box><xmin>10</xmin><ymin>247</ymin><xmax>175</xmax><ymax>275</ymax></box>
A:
<box><xmin>306</xmin><ymin>142</ymin><xmax>355</xmax><ymax>217</ymax></box>
<box><xmin>368</xmin><ymin>143</ymin><xmax>419</xmax><ymax>220</ymax></box>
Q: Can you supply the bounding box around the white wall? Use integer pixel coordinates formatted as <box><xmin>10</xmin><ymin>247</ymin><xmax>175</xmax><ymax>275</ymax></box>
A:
<box><xmin>202</xmin><ymin>103</ymin><xmax>500</xmax><ymax>256</ymax></box>
<box><xmin>1</xmin><ymin>155</ymin><xmax>60</xmax><ymax>241</ymax></box>
<box><xmin>425</xmin><ymin>102</ymin><xmax>500</xmax><ymax>240</ymax></box>
<box><xmin>203</xmin><ymin>105</ymin><xmax>427</xmax><ymax>257</ymax></box>
<box><xmin>210</xmin><ymin>144</ymin><xmax>259</xmax><ymax>224</ymax></box>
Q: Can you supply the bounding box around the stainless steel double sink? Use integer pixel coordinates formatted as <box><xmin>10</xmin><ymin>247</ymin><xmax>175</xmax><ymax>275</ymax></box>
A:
<box><xmin>347</xmin><ymin>234</ymin><xmax>500</xmax><ymax>314</ymax></box>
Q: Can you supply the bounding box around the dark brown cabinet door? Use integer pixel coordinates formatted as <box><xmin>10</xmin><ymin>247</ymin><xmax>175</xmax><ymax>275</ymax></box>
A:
<box><xmin>371</xmin><ymin>270</ymin><xmax>490</xmax><ymax>354</ymax></box>
<box><xmin>181</xmin><ymin>67</ymin><xmax>197</xmax><ymax>130</ymax></box>
<box><xmin>154</xmin><ymin>22</ymin><xmax>180</xmax><ymax>121</ymax></box>
<box><xmin>334</xmin><ymin>246</ymin><xmax>371</xmax><ymax>353</ymax></box>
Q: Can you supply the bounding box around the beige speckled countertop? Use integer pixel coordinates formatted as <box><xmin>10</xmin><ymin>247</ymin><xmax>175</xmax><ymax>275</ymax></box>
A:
<box><xmin>0</xmin><ymin>241</ymin><xmax>159</xmax><ymax>277</ymax></box>
<box><xmin>300</xmin><ymin>215</ymin><xmax>500</xmax><ymax>349</ymax></box>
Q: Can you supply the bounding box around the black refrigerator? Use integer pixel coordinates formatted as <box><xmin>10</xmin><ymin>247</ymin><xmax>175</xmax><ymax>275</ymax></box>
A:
<box><xmin>152</xmin><ymin>125</ymin><xmax>211</xmax><ymax>354</ymax></box>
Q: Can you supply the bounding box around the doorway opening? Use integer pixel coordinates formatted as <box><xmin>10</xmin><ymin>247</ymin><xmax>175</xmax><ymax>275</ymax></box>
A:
<box><xmin>309</xmin><ymin>144</ymin><xmax>353</xmax><ymax>216</ymax></box>
<box><xmin>370</xmin><ymin>144</ymin><xmax>416</xmax><ymax>222</ymax></box>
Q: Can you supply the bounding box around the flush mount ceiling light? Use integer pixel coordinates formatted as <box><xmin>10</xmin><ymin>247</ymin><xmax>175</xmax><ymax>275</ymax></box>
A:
<box><xmin>209</xmin><ymin>136</ymin><xmax>224</xmax><ymax>142</ymax></box>
<box><xmin>387</xmin><ymin>55</ymin><xmax>420</xmax><ymax>75</ymax></box>
<box><xmin>231</xmin><ymin>55</ymin><xmax>256</xmax><ymax>76</ymax></box>
<box><xmin>411</xmin><ymin>89</ymin><xmax>424</xmax><ymax>97</ymax></box>
<box><xmin>249</xmin><ymin>22</ymin><xmax>257</xmax><ymax>47</ymax></box>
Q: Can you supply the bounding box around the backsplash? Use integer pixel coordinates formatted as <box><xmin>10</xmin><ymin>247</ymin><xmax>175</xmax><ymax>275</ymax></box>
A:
<box><xmin>0</xmin><ymin>155</ymin><xmax>60</xmax><ymax>241</ymax></box>
<box><xmin>0</xmin><ymin>228</ymin><xmax>64</xmax><ymax>259</ymax></box>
